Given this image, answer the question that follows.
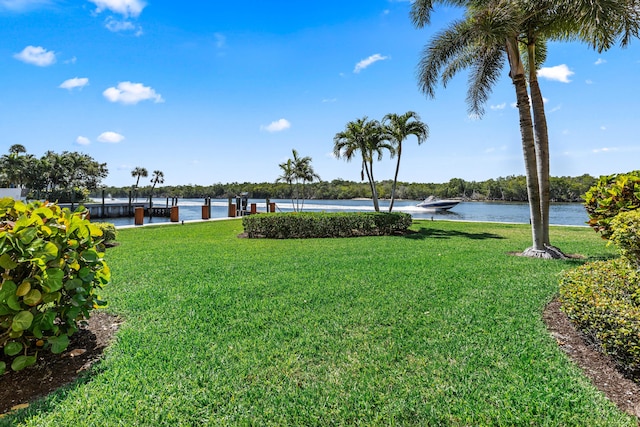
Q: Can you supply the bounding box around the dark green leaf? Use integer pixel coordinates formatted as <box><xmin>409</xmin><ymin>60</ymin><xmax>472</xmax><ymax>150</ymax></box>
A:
<box><xmin>4</xmin><ymin>341</ymin><xmax>23</xmax><ymax>356</ymax></box>
<box><xmin>48</xmin><ymin>335</ymin><xmax>70</xmax><ymax>354</ymax></box>
<box><xmin>12</xmin><ymin>355</ymin><xmax>37</xmax><ymax>371</ymax></box>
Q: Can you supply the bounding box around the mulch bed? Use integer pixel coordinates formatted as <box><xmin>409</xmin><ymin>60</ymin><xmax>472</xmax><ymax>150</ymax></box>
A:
<box><xmin>544</xmin><ymin>300</ymin><xmax>640</xmax><ymax>419</ymax></box>
<box><xmin>0</xmin><ymin>311</ymin><xmax>122</xmax><ymax>415</ymax></box>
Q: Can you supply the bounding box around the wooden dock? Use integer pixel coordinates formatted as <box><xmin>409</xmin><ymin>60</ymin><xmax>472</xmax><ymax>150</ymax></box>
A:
<box><xmin>59</xmin><ymin>202</ymin><xmax>172</xmax><ymax>219</ymax></box>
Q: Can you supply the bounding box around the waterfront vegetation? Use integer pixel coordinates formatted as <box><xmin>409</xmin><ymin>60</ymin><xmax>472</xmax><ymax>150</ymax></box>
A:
<box><xmin>3</xmin><ymin>219</ymin><xmax>636</xmax><ymax>426</ymax></box>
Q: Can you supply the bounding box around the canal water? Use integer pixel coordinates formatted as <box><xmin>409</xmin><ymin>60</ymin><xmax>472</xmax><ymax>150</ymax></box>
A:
<box><xmin>92</xmin><ymin>198</ymin><xmax>589</xmax><ymax>228</ymax></box>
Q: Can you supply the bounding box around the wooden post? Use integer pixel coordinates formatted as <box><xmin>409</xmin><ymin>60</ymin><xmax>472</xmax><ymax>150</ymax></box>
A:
<box><xmin>250</xmin><ymin>203</ymin><xmax>257</xmax><ymax>215</ymax></box>
<box><xmin>228</xmin><ymin>197</ymin><xmax>235</xmax><ymax>217</ymax></box>
<box><xmin>202</xmin><ymin>205</ymin><xmax>210</xmax><ymax>220</ymax></box>
<box><xmin>269</xmin><ymin>202</ymin><xmax>276</xmax><ymax>213</ymax></box>
<box><xmin>170</xmin><ymin>206</ymin><xmax>179</xmax><ymax>222</ymax></box>
<box><xmin>134</xmin><ymin>207</ymin><xmax>144</xmax><ymax>225</ymax></box>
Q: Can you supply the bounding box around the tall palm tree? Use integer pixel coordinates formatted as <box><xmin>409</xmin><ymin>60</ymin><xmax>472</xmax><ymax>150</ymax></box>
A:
<box><xmin>382</xmin><ymin>111</ymin><xmax>429</xmax><ymax>212</ymax></box>
<box><xmin>333</xmin><ymin>117</ymin><xmax>394</xmax><ymax>212</ymax></box>
<box><xmin>414</xmin><ymin>1</ymin><xmax>545</xmax><ymax>254</ymax></box>
<box><xmin>411</xmin><ymin>0</ymin><xmax>639</xmax><ymax>257</ymax></box>
<box><xmin>131</xmin><ymin>167</ymin><xmax>148</xmax><ymax>188</ymax></box>
<box><xmin>518</xmin><ymin>0</ymin><xmax>639</xmax><ymax>247</ymax></box>
<box><xmin>150</xmin><ymin>170</ymin><xmax>164</xmax><ymax>192</ymax></box>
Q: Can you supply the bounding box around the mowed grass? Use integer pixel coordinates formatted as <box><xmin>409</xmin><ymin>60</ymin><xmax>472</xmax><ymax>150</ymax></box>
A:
<box><xmin>4</xmin><ymin>219</ymin><xmax>634</xmax><ymax>426</ymax></box>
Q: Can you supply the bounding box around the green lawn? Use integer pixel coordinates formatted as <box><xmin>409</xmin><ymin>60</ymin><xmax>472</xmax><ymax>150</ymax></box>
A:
<box><xmin>4</xmin><ymin>219</ymin><xmax>634</xmax><ymax>426</ymax></box>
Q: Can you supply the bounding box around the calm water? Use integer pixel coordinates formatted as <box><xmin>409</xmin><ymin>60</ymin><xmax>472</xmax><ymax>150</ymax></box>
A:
<box><xmin>93</xmin><ymin>198</ymin><xmax>589</xmax><ymax>228</ymax></box>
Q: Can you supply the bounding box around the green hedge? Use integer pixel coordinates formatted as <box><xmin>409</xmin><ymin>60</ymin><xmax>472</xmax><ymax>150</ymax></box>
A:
<box><xmin>559</xmin><ymin>260</ymin><xmax>640</xmax><ymax>376</ymax></box>
<box><xmin>242</xmin><ymin>212</ymin><xmax>413</xmax><ymax>239</ymax></box>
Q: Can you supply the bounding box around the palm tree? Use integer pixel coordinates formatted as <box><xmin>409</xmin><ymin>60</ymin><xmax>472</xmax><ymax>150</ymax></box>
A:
<box><xmin>131</xmin><ymin>167</ymin><xmax>148</xmax><ymax>188</ymax></box>
<box><xmin>276</xmin><ymin>150</ymin><xmax>321</xmax><ymax>212</ymax></box>
<box><xmin>276</xmin><ymin>158</ymin><xmax>297</xmax><ymax>210</ymax></box>
<box><xmin>411</xmin><ymin>0</ymin><xmax>639</xmax><ymax>257</ymax></box>
<box><xmin>150</xmin><ymin>170</ymin><xmax>164</xmax><ymax>192</ymax></box>
<box><xmin>333</xmin><ymin>117</ymin><xmax>394</xmax><ymax>212</ymax></box>
<box><xmin>382</xmin><ymin>111</ymin><xmax>429</xmax><ymax>212</ymax></box>
<box><xmin>8</xmin><ymin>144</ymin><xmax>26</xmax><ymax>155</ymax></box>
<box><xmin>414</xmin><ymin>1</ymin><xmax>546</xmax><ymax>254</ymax></box>
<box><xmin>517</xmin><ymin>0</ymin><xmax>639</xmax><ymax>248</ymax></box>
<box><xmin>292</xmin><ymin>150</ymin><xmax>320</xmax><ymax>211</ymax></box>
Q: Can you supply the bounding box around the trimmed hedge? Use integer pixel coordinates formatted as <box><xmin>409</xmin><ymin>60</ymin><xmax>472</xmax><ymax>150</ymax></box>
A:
<box><xmin>242</xmin><ymin>212</ymin><xmax>413</xmax><ymax>239</ymax></box>
<box><xmin>559</xmin><ymin>260</ymin><xmax>640</xmax><ymax>376</ymax></box>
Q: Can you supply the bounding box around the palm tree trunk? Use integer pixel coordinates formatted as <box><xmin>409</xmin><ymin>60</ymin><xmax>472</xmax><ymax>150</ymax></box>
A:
<box><xmin>389</xmin><ymin>146</ymin><xmax>402</xmax><ymax>212</ymax></box>
<box><xmin>528</xmin><ymin>44</ymin><xmax>551</xmax><ymax>247</ymax></box>
<box><xmin>506</xmin><ymin>38</ymin><xmax>544</xmax><ymax>253</ymax></box>
<box><xmin>364</xmin><ymin>158</ymin><xmax>380</xmax><ymax>212</ymax></box>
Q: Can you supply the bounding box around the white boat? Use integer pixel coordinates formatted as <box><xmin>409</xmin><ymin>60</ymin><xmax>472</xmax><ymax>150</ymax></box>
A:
<box><xmin>416</xmin><ymin>196</ymin><xmax>460</xmax><ymax>211</ymax></box>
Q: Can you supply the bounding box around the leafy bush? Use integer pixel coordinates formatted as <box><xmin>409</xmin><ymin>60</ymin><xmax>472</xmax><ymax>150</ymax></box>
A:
<box><xmin>584</xmin><ymin>171</ymin><xmax>640</xmax><ymax>239</ymax></box>
<box><xmin>609</xmin><ymin>210</ymin><xmax>640</xmax><ymax>269</ymax></box>
<box><xmin>242</xmin><ymin>212</ymin><xmax>413</xmax><ymax>239</ymax></box>
<box><xmin>0</xmin><ymin>198</ymin><xmax>110</xmax><ymax>373</ymax></box>
<box><xmin>559</xmin><ymin>259</ymin><xmax>640</xmax><ymax>376</ymax></box>
<box><xmin>95</xmin><ymin>222</ymin><xmax>118</xmax><ymax>246</ymax></box>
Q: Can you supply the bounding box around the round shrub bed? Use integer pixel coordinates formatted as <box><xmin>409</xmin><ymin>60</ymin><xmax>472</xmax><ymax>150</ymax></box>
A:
<box><xmin>559</xmin><ymin>259</ymin><xmax>640</xmax><ymax>377</ymax></box>
<box><xmin>242</xmin><ymin>211</ymin><xmax>413</xmax><ymax>239</ymax></box>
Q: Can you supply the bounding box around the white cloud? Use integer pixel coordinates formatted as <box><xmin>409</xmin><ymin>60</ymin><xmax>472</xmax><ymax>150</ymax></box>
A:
<box><xmin>0</xmin><ymin>0</ymin><xmax>52</xmax><ymax>12</ymax></box>
<box><xmin>59</xmin><ymin>77</ymin><xmax>89</xmax><ymax>90</ymax></box>
<box><xmin>537</xmin><ymin>64</ymin><xmax>574</xmax><ymax>83</ymax></box>
<box><xmin>105</xmin><ymin>16</ymin><xmax>141</xmax><ymax>34</ymax></box>
<box><xmin>103</xmin><ymin>81</ymin><xmax>164</xmax><ymax>104</ymax></box>
<box><xmin>322</xmin><ymin>98</ymin><xmax>337</xmax><ymax>103</ymax></box>
<box><xmin>13</xmin><ymin>45</ymin><xmax>56</xmax><ymax>66</ymax></box>
<box><xmin>97</xmin><ymin>131</ymin><xmax>125</xmax><ymax>143</ymax></box>
<box><xmin>76</xmin><ymin>136</ymin><xmax>91</xmax><ymax>145</ymax></box>
<box><xmin>354</xmin><ymin>53</ymin><xmax>389</xmax><ymax>73</ymax></box>
<box><xmin>490</xmin><ymin>102</ymin><xmax>506</xmax><ymax>110</ymax></box>
<box><xmin>595</xmin><ymin>58</ymin><xmax>606</xmax><ymax>65</ymax></box>
<box><xmin>88</xmin><ymin>0</ymin><xmax>145</xmax><ymax>18</ymax></box>
<box><xmin>600</xmin><ymin>126</ymin><xmax>607</xmax><ymax>131</ymax></box>
<box><xmin>593</xmin><ymin>147</ymin><xmax>618</xmax><ymax>153</ymax></box>
<box><xmin>585</xmin><ymin>79</ymin><xmax>594</xmax><ymax>85</ymax></box>
<box><xmin>261</xmin><ymin>118</ymin><xmax>291</xmax><ymax>132</ymax></box>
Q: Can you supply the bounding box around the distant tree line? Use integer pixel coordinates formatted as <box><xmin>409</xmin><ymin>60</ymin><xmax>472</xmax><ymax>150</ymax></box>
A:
<box><xmin>91</xmin><ymin>174</ymin><xmax>596</xmax><ymax>203</ymax></box>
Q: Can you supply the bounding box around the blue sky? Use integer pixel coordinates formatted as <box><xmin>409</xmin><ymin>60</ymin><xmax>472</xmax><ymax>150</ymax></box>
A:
<box><xmin>1</xmin><ymin>0</ymin><xmax>639</xmax><ymax>188</ymax></box>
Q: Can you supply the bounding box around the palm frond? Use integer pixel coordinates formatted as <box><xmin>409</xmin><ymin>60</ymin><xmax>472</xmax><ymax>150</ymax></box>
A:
<box><xmin>467</xmin><ymin>46</ymin><xmax>505</xmax><ymax>116</ymax></box>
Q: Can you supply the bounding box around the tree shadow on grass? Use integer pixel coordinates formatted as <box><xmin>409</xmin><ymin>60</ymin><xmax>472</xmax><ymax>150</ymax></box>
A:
<box><xmin>401</xmin><ymin>226</ymin><xmax>506</xmax><ymax>241</ymax></box>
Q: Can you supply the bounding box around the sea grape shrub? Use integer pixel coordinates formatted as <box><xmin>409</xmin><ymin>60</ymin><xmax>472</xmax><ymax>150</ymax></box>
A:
<box><xmin>560</xmin><ymin>260</ymin><xmax>640</xmax><ymax>377</ymax></box>
<box><xmin>609</xmin><ymin>210</ymin><xmax>640</xmax><ymax>270</ymax></box>
<box><xmin>95</xmin><ymin>222</ymin><xmax>118</xmax><ymax>247</ymax></box>
<box><xmin>0</xmin><ymin>198</ymin><xmax>110</xmax><ymax>373</ymax></box>
<box><xmin>584</xmin><ymin>171</ymin><xmax>640</xmax><ymax>239</ymax></box>
<box><xmin>242</xmin><ymin>212</ymin><xmax>412</xmax><ymax>239</ymax></box>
